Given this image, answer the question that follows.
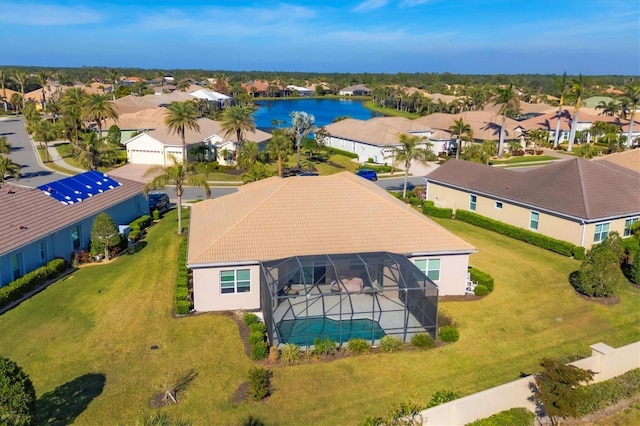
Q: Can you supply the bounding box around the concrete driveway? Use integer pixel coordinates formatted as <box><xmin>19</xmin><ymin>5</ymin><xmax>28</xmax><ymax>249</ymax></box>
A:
<box><xmin>0</xmin><ymin>116</ymin><xmax>67</xmax><ymax>187</ymax></box>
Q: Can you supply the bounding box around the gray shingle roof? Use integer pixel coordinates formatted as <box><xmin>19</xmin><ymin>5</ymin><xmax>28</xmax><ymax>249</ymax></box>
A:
<box><xmin>425</xmin><ymin>158</ymin><xmax>640</xmax><ymax>221</ymax></box>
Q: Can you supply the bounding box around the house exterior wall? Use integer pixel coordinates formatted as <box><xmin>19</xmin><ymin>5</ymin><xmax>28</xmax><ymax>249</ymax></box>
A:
<box><xmin>409</xmin><ymin>253</ymin><xmax>470</xmax><ymax>296</ymax></box>
<box><xmin>125</xmin><ymin>134</ymin><xmax>165</xmax><ymax>165</ymax></box>
<box><xmin>192</xmin><ymin>264</ymin><xmax>262</xmax><ymax>312</ymax></box>
<box><xmin>327</xmin><ymin>136</ymin><xmax>388</xmax><ymax>163</ymax></box>
<box><xmin>0</xmin><ymin>194</ymin><xmax>148</xmax><ymax>287</ymax></box>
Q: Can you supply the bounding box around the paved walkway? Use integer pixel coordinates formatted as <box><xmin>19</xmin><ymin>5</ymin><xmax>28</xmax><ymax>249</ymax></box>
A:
<box><xmin>47</xmin><ymin>142</ymin><xmax>86</xmax><ymax>174</ymax></box>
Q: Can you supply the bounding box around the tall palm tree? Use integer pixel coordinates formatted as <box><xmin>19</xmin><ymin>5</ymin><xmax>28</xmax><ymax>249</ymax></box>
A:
<box><xmin>595</xmin><ymin>100</ymin><xmax>619</xmax><ymax>117</ymax></box>
<box><xmin>448</xmin><ymin>118</ymin><xmax>473</xmax><ymax>159</ymax></box>
<box><xmin>144</xmin><ymin>157</ymin><xmax>211</xmax><ymax>234</ymax></box>
<box><xmin>493</xmin><ymin>84</ymin><xmax>520</xmax><ymax>157</ymax></box>
<box><xmin>60</xmin><ymin>87</ymin><xmax>87</xmax><ymax>146</ymax></box>
<box><xmin>32</xmin><ymin>118</ymin><xmax>57</xmax><ymax>163</ymax></box>
<box><xmin>36</xmin><ymin>71</ymin><xmax>49</xmax><ymax>109</ymax></box>
<box><xmin>81</xmin><ymin>93</ymin><xmax>118</xmax><ymax>139</ymax></box>
<box><xmin>107</xmin><ymin>69</ymin><xmax>119</xmax><ymax>100</ymax></box>
<box><xmin>622</xmin><ymin>83</ymin><xmax>640</xmax><ymax>148</ymax></box>
<box><xmin>237</xmin><ymin>141</ymin><xmax>259</xmax><ymax>169</ymax></box>
<box><xmin>0</xmin><ymin>70</ymin><xmax>7</xmax><ymax>111</ymax></box>
<box><xmin>76</xmin><ymin>131</ymin><xmax>100</xmax><ymax>170</ymax></box>
<box><xmin>11</xmin><ymin>71</ymin><xmax>29</xmax><ymax>111</ymax></box>
<box><xmin>553</xmin><ymin>72</ymin><xmax>567</xmax><ymax>148</ymax></box>
<box><xmin>567</xmin><ymin>74</ymin><xmax>584</xmax><ymax>152</ymax></box>
<box><xmin>267</xmin><ymin>130</ymin><xmax>293</xmax><ymax>177</ymax></box>
<box><xmin>164</xmin><ymin>101</ymin><xmax>200</xmax><ymax>164</ymax></box>
<box><xmin>0</xmin><ymin>155</ymin><xmax>20</xmax><ymax>181</ymax></box>
<box><xmin>221</xmin><ymin>105</ymin><xmax>256</xmax><ymax>157</ymax></box>
<box><xmin>0</xmin><ymin>136</ymin><xmax>12</xmax><ymax>154</ymax></box>
<box><xmin>393</xmin><ymin>133</ymin><xmax>434</xmax><ymax>198</ymax></box>
<box><xmin>289</xmin><ymin>111</ymin><xmax>315</xmax><ymax>168</ymax></box>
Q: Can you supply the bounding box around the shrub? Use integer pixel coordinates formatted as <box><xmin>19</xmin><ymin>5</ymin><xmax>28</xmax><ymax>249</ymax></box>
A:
<box><xmin>279</xmin><ymin>344</ymin><xmax>302</xmax><ymax>363</ymax></box>
<box><xmin>347</xmin><ymin>338</ymin><xmax>371</xmax><ymax>354</ymax></box>
<box><xmin>439</xmin><ymin>326</ymin><xmax>460</xmax><ymax>343</ymax></box>
<box><xmin>572</xmin><ymin>246</ymin><xmax>586</xmax><ymax>260</ymax></box>
<box><xmin>128</xmin><ymin>229</ymin><xmax>141</xmax><ymax>242</ymax></box>
<box><xmin>174</xmin><ymin>239</ymin><xmax>191</xmax><ymax>315</ymax></box>
<box><xmin>576</xmin><ymin>245</ymin><xmax>620</xmax><ymax>297</ymax></box>
<box><xmin>411</xmin><ymin>333</ymin><xmax>435</xmax><ymax>350</ymax></box>
<box><xmin>379</xmin><ymin>335</ymin><xmax>403</xmax><ymax>353</ymax></box>
<box><xmin>249</xmin><ymin>322</ymin><xmax>266</xmax><ymax>334</ymax></box>
<box><xmin>474</xmin><ymin>284</ymin><xmax>489</xmax><ymax>296</ymax></box>
<box><xmin>0</xmin><ymin>357</ymin><xmax>36</xmax><ymax>426</ymax></box>
<box><xmin>249</xmin><ymin>331</ymin><xmax>265</xmax><ymax>346</ymax></box>
<box><xmin>312</xmin><ymin>337</ymin><xmax>337</xmax><ymax>355</ymax></box>
<box><xmin>577</xmin><ymin>368</ymin><xmax>640</xmax><ymax>416</ymax></box>
<box><xmin>408</xmin><ymin>196</ymin><xmax>422</xmax><ymax>206</ymax></box>
<box><xmin>426</xmin><ymin>390</ymin><xmax>462</xmax><ymax>408</ymax></box>
<box><xmin>469</xmin><ymin>267</ymin><xmax>494</xmax><ymax>292</ymax></box>
<box><xmin>247</xmin><ymin>367</ymin><xmax>271</xmax><ymax>400</ymax></box>
<box><xmin>630</xmin><ymin>251</ymin><xmax>640</xmax><ymax>285</ymax></box>
<box><xmin>152</xmin><ymin>209</ymin><xmax>160</xmax><ymax>220</ymax></box>
<box><xmin>0</xmin><ymin>258</ymin><xmax>67</xmax><ymax>309</ymax></box>
<box><xmin>175</xmin><ymin>300</ymin><xmax>190</xmax><ymax>315</ymax></box>
<box><xmin>455</xmin><ymin>210</ymin><xmax>579</xmax><ymax>257</ymax></box>
<box><xmin>324</xmin><ymin>146</ymin><xmax>358</xmax><ymax>158</ymax></box>
<box><xmin>467</xmin><ymin>407</ymin><xmax>535</xmax><ymax>426</ymax></box>
<box><xmin>437</xmin><ymin>311</ymin><xmax>458</xmax><ymax>328</ymax></box>
<box><xmin>422</xmin><ymin>200</ymin><xmax>453</xmax><ymax>218</ymax></box>
<box><xmin>250</xmin><ymin>341</ymin><xmax>269</xmax><ymax>360</ymax></box>
<box><xmin>243</xmin><ymin>312</ymin><xmax>260</xmax><ymax>326</ymax></box>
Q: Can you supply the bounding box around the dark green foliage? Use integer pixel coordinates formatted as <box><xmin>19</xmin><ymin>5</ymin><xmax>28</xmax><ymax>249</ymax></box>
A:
<box><xmin>324</xmin><ymin>146</ymin><xmax>358</xmax><ymax>158</ymax></box>
<box><xmin>411</xmin><ymin>333</ymin><xmax>435</xmax><ymax>350</ymax></box>
<box><xmin>360</xmin><ymin>164</ymin><xmax>392</xmax><ymax>172</ymax></box>
<box><xmin>0</xmin><ymin>258</ymin><xmax>66</xmax><ymax>309</ymax></box>
<box><xmin>455</xmin><ymin>210</ymin><xmax>580</xmax><ymax>258</ymax></box>
<box><xmin>474</xmin><ymin>284</ymin><xmax>489</xmax><ymax>296</ymax></box>
<box><xmin>247</xmin><ymin>367</ymin><xmax>271</xmax><ymax>400</ymax></box>
<box><xmin>0</xmin><ymin>357</ymin><xmax>36</xmax><ymax>426</ymax></box>
<box><xmin>422</xmin><ymin>200</ymin><xmax>453</xmax><ymax>218</ymax></box>
<box><xmin>313</xmin><ymin>337</ymin><xmax>337</xmax><ymax>355</ymax></box>
<box><xmin>576</xmin><ymin>245</ymin><xmax>620</xmax><ymax>297</ymax></box>
<box><xmin>249</xmin><ymin>331</ymin><xmax>265</xmax><ymax>346</ymax></box>
<box><xmin>469</xmin><ymin>267</ymin><xmax>494</xmax><ymax>291</ymax></box>
<box><xmin>630</xmin><ymin>250</ymin><xmax>640</xmax><ymax>285</ymax></box>
<box><xmin>250</xmin><ymin>342</ymin><xmax>268</xmax><ymax>360</ymax></box>
<box><xmin>90</xmin><ymin>212</ymin><xmax>119</xmax><ymax>259</ymax></box>
<box><xmin>426</xmin><ymin>390</ymin><xmax>461</xmax><ymax>408</ymax></box>
<box><xmin>572</xmin><ymin>246</ymin><xmax>586</xmax><ymax>260</ymax></box>
<box><xmin>438</xmin><ymin>326</ymin><xmax>460</xmax><ymax>343</ymax></box>
<box><xmin>466</xmin><ymin>407</ymin><xmax>535</xmax><ymax>426</ymax></box>
<box><xmin>106</xmin><ymin>125</ymin><xmax>121</xmax><ymax>145</ymax></box>
<box><xmin>243</xmin><ymin>312</ymin><xmax>260</xmax><ymax>326</ymax></box>
<box><xmin>129</xmin><ymin>215</ymin><xmax>152</xmax><ymax>233</ymax></box>
<box><xmin>577</xmin><ymin>368</ymin><xmax>640</xmax><ymax>416</ymax></box>
<box><xmin>534</xmin><ymin>358</ymin><xmax>595</xmax><ymax>425</ymax></box>
<box><xmin>174</xmin><ymin>239</ymin><xmax>191</xmax><ymax>315</ymax></box>
<box><xmin>408</xmin><ymin>196</ymin><xmax>422</xmax><ymax>206</ymax></box>
<box><xmin>347</xmin><ymin>338</ymin><xmax>372</xmax><ymax>354</ymax></box>
<box><xmin>128</xmin><ymin>229</ymin><xmax>141</xmax><ymax>242</ymax></box>
<box><xmin>279</xmin><ymin>344</ymin><xmax>302</xmax><ymax>363</ymax></box>
<box><xmin>379</xmin><ymin>335</ymin><xmax>403</xmax><ymax>353</ymax></box>
<box><xmin>622</xmin><ymin>237</ymin><xmax>640</xmax><ymax>262</ymax></box>
<box><xmin>249</xmin><ymin>322</ymin><xmax>266</xmax><ymax>334</ymax></box>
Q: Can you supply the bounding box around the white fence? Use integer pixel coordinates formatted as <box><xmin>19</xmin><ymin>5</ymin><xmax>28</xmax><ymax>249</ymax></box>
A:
<box><xmin>419</xmin><ymin>341</ymin><xmax>640</xmax><ymax>425</ymax></box>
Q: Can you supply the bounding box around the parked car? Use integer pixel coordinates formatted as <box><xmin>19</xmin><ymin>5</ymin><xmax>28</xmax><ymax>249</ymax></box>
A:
<box><xmin>355</xmin><ymin>169</ymin><xmax>378</xmax><ymax>181</ymax></box>
<box><xmin>148</xmin><ymin>192</ymin><xmax>169</xmax><ymax>212</ymax></box>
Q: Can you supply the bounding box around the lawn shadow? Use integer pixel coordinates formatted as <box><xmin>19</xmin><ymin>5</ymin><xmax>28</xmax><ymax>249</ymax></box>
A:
<box><xmin>36</xmin><ymin>373</ymin><xmax>106</xmax><ymax>426</ymax></box>
<box><xmin>123</xmin><ymin>240</ymin><xmax>147</xmax><ymax>256</ymax></box>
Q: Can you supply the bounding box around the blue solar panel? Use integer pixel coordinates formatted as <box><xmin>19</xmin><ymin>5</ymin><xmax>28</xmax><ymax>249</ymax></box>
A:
<box><xmin>38</xmin><ymin>171</ymin><xmax>122</xmax><ymax>205</ymax></box>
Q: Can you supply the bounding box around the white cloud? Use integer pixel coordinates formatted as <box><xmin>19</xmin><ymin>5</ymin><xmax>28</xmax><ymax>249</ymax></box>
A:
<box><xmin>0</xmin><ymin>3</ymin><xmax>102</xmax><ymax>26</ymax></box>
<box><xmin>353</xmin><ymin>0</ymin><xmax>389</xmax><ymax>12</ymax></box>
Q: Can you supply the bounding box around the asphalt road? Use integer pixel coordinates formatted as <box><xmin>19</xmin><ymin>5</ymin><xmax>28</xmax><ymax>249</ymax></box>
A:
<box><xmin>0</xmin><ymin>116</ymin><xmax>67</xmax><ymax>187</ymax></box>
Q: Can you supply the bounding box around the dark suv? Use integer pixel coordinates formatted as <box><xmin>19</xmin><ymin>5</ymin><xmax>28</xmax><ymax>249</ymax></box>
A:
<box><xmin>355</xmin><ymin>169</ymin><xmax>378</xmax><ymax>181</ymax></box>
<box><xmin>148</xmin><ymin>192</ymin><xmax>169</xmax><ymax>212</ymax></box>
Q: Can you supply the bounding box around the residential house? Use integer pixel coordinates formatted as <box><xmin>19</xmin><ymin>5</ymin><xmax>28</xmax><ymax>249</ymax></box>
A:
<box><xmin>189</xmin><ymin>88</ymin><xmax>232</xmax><ymax>108</ymax></box>
<box><xmin>187</xmin><ymin>172</ymin><xmax>475</xmax><ymax>345</ymax></box>
<box><xmin>424</xmin><ymin>158</ymin><xmax>640</xmax><ymax>248</ymax></box>
<box><xmin>103</xmin><ymin>107</ymin><xmax>168</xmax><ymax>141</ymax></box>
<box><xmin>339</xmin><ymin>84</ymin><xmax>372</xmax><ymax>96</ymax></box>
<box><xmin>285</xmin><ymin>85</ymin><xmax>313</xmax><ymax>97</ymax></box>
<box><xmin>112</xmin><ymin>92</ymin><xmax>195</xmax><ymax>115</ymax></box>
<box><xmin>0</xmin><ymin>171</ymin><xmax>148</xmax><ymax>287</ymax></box>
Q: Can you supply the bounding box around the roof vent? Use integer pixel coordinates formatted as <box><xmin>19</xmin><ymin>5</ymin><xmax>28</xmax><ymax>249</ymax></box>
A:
<box><xmin>19</xmin><ymin>225</ymin><xmax>27</xmax><ymax>230</ymax></box>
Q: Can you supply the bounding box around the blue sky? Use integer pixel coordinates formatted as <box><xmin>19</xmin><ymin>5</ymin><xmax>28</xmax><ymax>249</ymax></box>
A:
<box><xmin>0</xmin><ymin>0</ymin><xmax>638</xmax><ymax>75</ymax></box>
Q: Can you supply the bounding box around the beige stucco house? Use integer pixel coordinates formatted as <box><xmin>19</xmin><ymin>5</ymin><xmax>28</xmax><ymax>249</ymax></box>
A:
<box><xmin>424</xmin><ymin>157</ymin><xmax>640</xmax><ymax>249</ymax></box>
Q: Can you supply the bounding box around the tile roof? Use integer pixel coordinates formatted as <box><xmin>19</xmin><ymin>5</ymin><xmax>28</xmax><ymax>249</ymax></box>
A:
<box><xmin>104</xmin><ymin>106</ymin><xmax>167</xmax><ymax>130</ymax></box>
<box><xmin>143</xmin><ymin>118</ymin><xmax>271</xmax><ymax>146</ymax></box>
<box><xmin>593</xmin><ymin>149</ymin><xmax>640</xmax><ymax>173</ymax></box>
<box><xmin>324</xmin><ymin>117</ymin><xmax>417</xmax><ymax>146</ymax></box>
<box><xmin>413</xmin><ymin>111</ymin><xmax>522</xmax><ymax>141</ymax></box>
<box><xmin>340</xmin><ymin>84</ymin><xmax>371</xmax><ymax>92</ymax></box>
<box><xmin>112</xmin><ymin>92</ymin><xmax>195</xmax><ymax>114</ymax></box>
<box><xmin>0</xmin><ymin>175</ymin><xmax>145</xmax><ymax>255</ymax></box>
<box><xmin>518</xmin><ymin>108</ymin><xmax>628</xmax><ymax>132</ymax></box>
<box><xmin>425</xmin><ymin>159</ymin><xmax>640</xmax><ymax>221</ymax></box>
<box><xmin>187</xmin><ymin>172</ymin><xmax>475</xmax><ymax>265</ymax></box>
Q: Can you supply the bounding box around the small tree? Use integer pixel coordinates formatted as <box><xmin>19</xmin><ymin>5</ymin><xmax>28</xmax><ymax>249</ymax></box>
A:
<box><xmin>106</xmin><ymin>124</ymin><xmax>122</xmax><ymax>145</ymax></box>
<box><xmin>577</xmin><ymin>244</ymin><xmax>620</xmax><ymax>297</ymax></box>
<box><xmin>534</xmin><ymin>358</ymin><xmax>595</xmax><ymax>426</ymax></box>
<box><xmin>90</xmin><ymin>212</ymin><xmax>120</xmax><ymax>260</ymax></box>
<box><xmin>0</xmin><ymin>356</ymin><xmax>37</xmax><ymax>426</ymax></box>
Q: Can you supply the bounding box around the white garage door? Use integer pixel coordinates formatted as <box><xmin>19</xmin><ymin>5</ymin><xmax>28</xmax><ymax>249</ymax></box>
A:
<box><xmin>129</xmin><ymin>149</ymin><xmax>164</xmax><ymax>165</ymax></box>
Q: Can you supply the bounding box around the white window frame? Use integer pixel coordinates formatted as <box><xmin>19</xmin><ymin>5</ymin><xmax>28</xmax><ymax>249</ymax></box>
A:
<box><xmin>414</xmin><ymin>259</ymin><xmax>441</xmax><ymax>282</ymax></box>
<box><xmin>594</xmin><ymin>222</ymin><xmax>610</xmax><ymax>243</ymax></box>
<box><xmin>624</xmin><ymin>217</ymin><xmax>639</xmax><ymax>237</ymax></box>
<box><xmin>469</xmin><ymin>194</ymin><xmax>477</xmax><ymax>211</ymax></box>
<box><xmin>530</xmin><ymin>211</ymin><xmax>540</xmax><ymax>230</ymax></box>
<box><xmin>220</xmin><ymin>269</ymin><xmax>251</xmax><ymax>294</ymax></box>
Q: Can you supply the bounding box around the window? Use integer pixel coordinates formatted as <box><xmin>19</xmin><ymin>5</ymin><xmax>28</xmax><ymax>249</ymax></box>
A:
<box><xmin>495</xmin><ymin>201</ymin><xmax>503</xmax><ymax>209</ymax></box>
<box><xmin>10</xmin><ymin>253</ymin><xmax>22</xmax><ymax>281</ymax></box>
<box><xmin>469</xmin><ymin>195</ymin><xmax>477</xmax><ymax>211</ymax></box>
<box><xmin>530</xmin><ymin>211</ymin><xmax>539</xmax><ymax>230</ymax></box>
<box><xmin>624</xmin><ymin>218</ymin><xmax>639</xmax><ymax>237</ymax></box>
<box><xmin>71</xmin><ymin>226</ymin><xmax>81</xmax><ymax>250</ymax></box>
<box><xmin>414</xmin><ymin>259</ymin><xmax>441</xmax><ymax>281</ymax></box>
<box><xmin>220</xmin><ymin>269</ymin><xmax>251</xmax><ymax>294</ymax></box>
<box><xmin>594</xmin><ymin>223</ymin><xmax>610</xmax><ymax>243</ymax></box>
<box><xmin>39</xmin><ymin>242</ymin><xmax>46</xmax><ymax>263</ymax></box>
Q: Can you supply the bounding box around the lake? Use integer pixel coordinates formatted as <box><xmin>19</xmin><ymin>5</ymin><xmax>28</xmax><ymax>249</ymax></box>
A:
<box><xmin>252</xmin><ymin>98</ymin><xmax>382</xmax><ymax>130</ymax></box>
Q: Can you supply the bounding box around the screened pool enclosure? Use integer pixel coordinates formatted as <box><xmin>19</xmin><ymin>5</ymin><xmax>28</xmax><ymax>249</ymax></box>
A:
<box><xmin>260</xmin><ymin>252</ymin><xmax>438</xmax><ymax>348</ymax></box>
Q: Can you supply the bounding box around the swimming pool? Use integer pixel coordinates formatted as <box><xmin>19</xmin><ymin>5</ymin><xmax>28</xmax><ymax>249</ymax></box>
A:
<box><xmin>277</xmin><ymin>317</ymin><xmax>385</xmax><ymax>346</ymax></box>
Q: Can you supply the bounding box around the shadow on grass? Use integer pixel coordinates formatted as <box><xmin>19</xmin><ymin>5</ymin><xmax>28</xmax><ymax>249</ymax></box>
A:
<box><xmin>123</xmin><ymin>241</ymin><xmax>147</xmax><ymax>256</ymax></box>
<box><xmin>36</xmin><ymin>373</ymin><xmax>106</xmax><ymax>426</ymax></box>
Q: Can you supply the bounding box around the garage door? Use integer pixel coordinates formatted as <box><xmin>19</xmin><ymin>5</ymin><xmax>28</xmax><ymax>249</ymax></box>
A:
<box><xmin>129</xmin><ymin>149</ymin><xmax>164</xmax><ymax>165</ymax></box>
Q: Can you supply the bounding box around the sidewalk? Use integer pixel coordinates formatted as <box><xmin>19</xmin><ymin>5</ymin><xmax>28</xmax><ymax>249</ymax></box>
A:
<box><xmin>46</xmin><ymin>143</ymin><xmax>86</xmax><ymax>174</ymax></box>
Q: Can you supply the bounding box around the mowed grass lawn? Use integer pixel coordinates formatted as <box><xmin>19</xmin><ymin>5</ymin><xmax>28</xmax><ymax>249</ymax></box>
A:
<box><xmin>1</xmin><ymin>211</ymin><xmax>639</xmax><ymax>425</ymax></box>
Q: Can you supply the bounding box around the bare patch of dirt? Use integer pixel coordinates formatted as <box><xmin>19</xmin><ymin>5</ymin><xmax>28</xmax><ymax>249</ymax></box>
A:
<box><xmin>149</xmin><ymin>392</ymin><xmax>170</xmax><ymax>408</ymax></box>
<box><xmin>229</xmin><ymin>381</ymin><xmax>250</xmax><ymax>406</ymax></box>
<box><xmin>574</xmin><ymin>292</ymin><xmax>620</xmax><ymax>305</ymax></box>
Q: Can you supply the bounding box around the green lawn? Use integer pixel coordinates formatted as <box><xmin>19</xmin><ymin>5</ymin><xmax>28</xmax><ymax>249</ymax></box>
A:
<box><xmin>0</xmin><ymin>211</ymin><xmax>638</xmax><ymax>425</ymax></box>
<box><xmin>364</xmin><ymin>101</ymin><xmax>420</xmax><ymax>119</ymax></box>
<box><xmin>489</xmin><ymin>155</ymin><xmax>559</xmax><ymax>165</ymax></box>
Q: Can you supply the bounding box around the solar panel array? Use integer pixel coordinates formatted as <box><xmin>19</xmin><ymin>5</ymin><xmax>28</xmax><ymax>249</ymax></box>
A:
<box><xmin>38</xmin><ymin>170</ymin><xmax>122</xmax><ymax>205</ymax></box>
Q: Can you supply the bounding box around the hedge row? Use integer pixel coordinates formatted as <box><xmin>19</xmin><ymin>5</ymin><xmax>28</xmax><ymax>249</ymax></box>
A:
<box><xmin>423</xmin><ymin>200</ymin><xmax>453</xmax><ymax>219</ymax></box>
<box><xmin>578</xmin><ymin>368</ymin><xmax>640</xmax><ymax>417</ymax></box>
<box><xmin>466</xmin><ymin>407</ymin><xmax>535</xmax><ymax>426</ymax></box>
<box><xmin>130</xmin><ymin>215</ymin><xmax>152</xmax><ymax>231</ymax></box>
<box><xmin>175</xmin><ymin>239</ymin><xmax>190</xmax><ymax>315</ymax></box>
<box><xmin>455</xmin><ymin>210</ymin><xmax>585</xmax><ymax>259</ymax></box>
<box><xmin>324</xmin><ymin>146</ymin><xmax>359</xmax><ymax>158</ymax></box>
<box><xmin>469</xmin><ymin>267</ymin><xmax>494</xmax><ymax>292</ymax></box>
<box><xmin>0</xmin><ymin>258</ymin><xmax>67</xmax><ymax>309</ymax></box>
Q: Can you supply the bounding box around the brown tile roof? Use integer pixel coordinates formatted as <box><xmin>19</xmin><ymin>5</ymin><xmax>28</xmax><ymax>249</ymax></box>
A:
<box><xmin>518</xmin><ymin>108</ymin><xmax>628</xmax><ymax>132</ymax></box>
<box><xmin>144</xmin><ymin>117</ymin><xmax>271</xmax><ymax>146</ymax></box>
<box><xmin>593</xmin><ymin>149</ymin><xmax>640</xmax><ymax>173</ymax></box>
<box><xmin>324</xmin><ymin>117</ymin><xmax>418</xmax><ymax>146</ymax></box>
<box><xmin>0</xmin><ymin>176</ymin><xmax>145</xmax><ymax>255</ymax></box>
<box><xmin>425</xmin><ymin>159</ymin><xmax>640</xmax><ymax>221</ymax></box>
<box><xmin>112</xmin><ymin>92</ymin><xmax>195</xmax><ymax>114</ymax></box>
<box><xmin>104</xmin><ymin>107</ymin><xmax>168</xmax><ymax>130</ymax></box>
<box><xmin>187</xmin><ymin>172</ymin><xmax>475</xmax><ymax>265</ymax></box>
<box><xmin>414</xmin><ymin>111</ymin><xmax>522</xmax><ymax>141</ymax></box>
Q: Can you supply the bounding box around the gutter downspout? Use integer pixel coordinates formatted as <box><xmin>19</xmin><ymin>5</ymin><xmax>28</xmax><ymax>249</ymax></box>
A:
<box><xmin>580</xmin><ymin>220</ymin><xmax>586</xmax><ymax>248</ymax></box>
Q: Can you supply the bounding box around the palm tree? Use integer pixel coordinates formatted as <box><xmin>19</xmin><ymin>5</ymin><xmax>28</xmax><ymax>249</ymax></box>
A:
<box><xmin>0</xmin><ymin>155</ymin><xmax>20</xmax><ymax>181</ymax></box>
<box><xmin>0</xmin><ymin>70</ymin><xmax>7</xmax><ymax>111</ymax></box>
<box><xmin>526</xmin><ymin>129</ymin><xmax>550</xmax><ymax>152</ymax></box>
<box><xmin>144</xmin><ymin>157</ymin><xmax>211</xmax><ymax>234</ymax></box>
<box><xmin>267</xmin><ymin>130</ymin><xmax>293</xmax><ymax>177</ymax></box>
<box><xmin>622</xmin><ymin>83</ymin><xmax>640</xmax><ymax>148</ymax></box>
<box><xmin>11</xmin><ymin>71</ymin><xmax>29</xmax><ymax>111</ymax></box>
<box><xmin>242</xmin><ymin>163</ymin><xmax>273</xmax><ymax>184</ymax></box>
<box><xmin>107</xmin><ymin>69</ymin><xmax>119</xmax><ymax>100</ymax></box>
<box><xmin>289</xmin><ymin>111</ymin><xmax>315</xmax><ymax>168</ymax></box>
<box><xmin>448</xmin><ymin>118</ymin><xmax>473</xmax><ymax>159</ymax></box>
<box><xmin>32</xmin><ymin>118</ymin><xmax>57</xmax><ymax>163</ymax></box>
<box><xmin>81</xmin><ymin>93</ymin><xmax>118</xmax><ymax>139</ymax></box>
<box><xmin>552</xmin><ymin>73</ymin><xmax>569</xmax><ymax>148</ymax></box>
<box><xmin>0</xmin><ymin>136</ymin><xmax>12</xmax><ymax>154</ymax></box>
<box><xmin>464</xmin><ymin>140</ymin><xmax>497</xmax><ymax>164</ymax></box>
<box><xmin>76</xmin><ymin>131</ymin><xmax>101</xmax><ymax>170</ymax></box>
<box><xmin>164</xmin><ymin>101</ymin><xmax>200</xmax><ymax>164</ymax></box>
<box><xmin>221</xmin><ymin>105</ymin><xmax>256</xmax><ymax>157</ymax></box>
<box><xmin>595</xmin><ymin>100</ymin><xmax>619</xmax><ymax>117</ymax></box>
<box><xmin>60</xmin><ymin>87</ymin><xmax>87</xmax><ymax>146</ymax></box>
<box><xmin>493</xmin><ymin>84</ymin><xmax>520</xmax><ymax>157</ymax></box>
<box><xmin>567</xmin><ymin>74</ymin><xmax>584</xmax><ymax>152</ymax></box>
<box><xmin>237</xmin><ymin>141</ymin><xmax>259</xmax><ymax>170</ymax></box>
<box><xmin>393</xmin><ymin>133</ymin><xmax>434</xmax><ymax>198</ymax></box>
<box><xmin>36</xmin><ymin>71</ymin><xmax>49</xmax><ymax>109</ymax></box>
